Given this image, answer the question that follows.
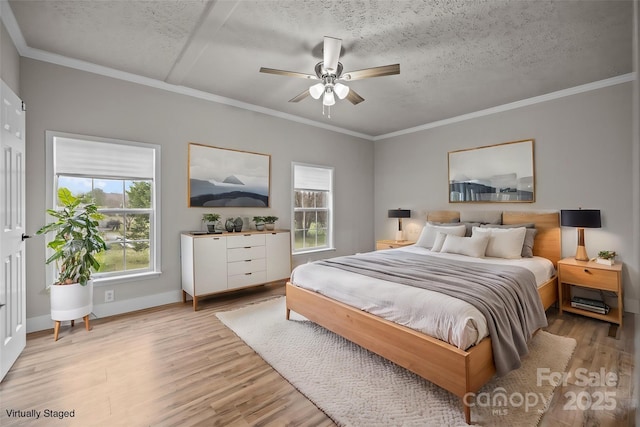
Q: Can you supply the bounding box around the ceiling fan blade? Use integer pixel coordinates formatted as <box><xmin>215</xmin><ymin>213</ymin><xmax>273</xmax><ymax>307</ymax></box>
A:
<box><xmin>346</xmin><ymin>89</ymin><xmax>365</xmax><ymax>105</ymax></box>
<box><xmin>323</xmin><ymin>36</ymin><xmax>342</xmax><ymax>73</ymax></box>
<box><xmin>341</xmin><ymin>64</ymin><xmax>400</xmax><ymax>81</ymax></box>
<box><xmin>259</xmin><ymin>67</ymin><xmax>318</xmax><ymax>80</ymax></box>
<box><xmin>289</xmin><ymin>90</ymin><xmax>310</xmax><ymax>103</ymax></box>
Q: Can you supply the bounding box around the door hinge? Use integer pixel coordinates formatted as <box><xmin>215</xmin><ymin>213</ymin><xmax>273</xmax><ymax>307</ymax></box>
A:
<box><xmin>21</xmin><ymin>101</ymin><xmax>26</xmax><ymax>112</ymax></box>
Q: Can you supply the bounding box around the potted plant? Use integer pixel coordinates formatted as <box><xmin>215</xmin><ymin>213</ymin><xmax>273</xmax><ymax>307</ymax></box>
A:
<box><xmin>202</xmin><ymin>213</ymin><xmax>221</xmax><ymax>233</ymax></box>
<box><xmin>36</xmin><ymin>188</ymin><xmax>107</xmax><ymax>340</ymax></box>
<box><xmin>263</xmin><ymin>216</ymin><xmax>278</xmax><ymax>231</ymax></box>
<box><xmin>596</xmin><ymin>250</ymin><xmax>616</xmax><ymax>266</ymax></box>
<box><xmin>253</xmin><ymin>216</ymin><xmax>265</xmax><ymax>231</ymax></box>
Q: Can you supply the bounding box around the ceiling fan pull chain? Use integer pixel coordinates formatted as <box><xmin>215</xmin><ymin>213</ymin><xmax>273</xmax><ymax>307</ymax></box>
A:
<box><xmin>328</xmin><ymin>106</ymin><xmax>331</xmax><ymax>119</ymax></box>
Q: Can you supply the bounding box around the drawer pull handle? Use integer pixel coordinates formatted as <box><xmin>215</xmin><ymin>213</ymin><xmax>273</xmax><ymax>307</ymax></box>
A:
<box><xmin>245</xmin><ymin>260</ymin><xmax>251</xmax><ymax>262</ymax></box>
<box><xmin>584</xmin><ymin>269</ymin><xmax>589</xmax><ymax>273</ymax></box>
<box><xmin>244</xmin><ymin>246</ymin><xmax>251</xmax><ymax>249</ymax></box>
<box><xmin>245</xmin><ymin>272</ymin><xmax>252</xmax><ymax>276</ymax></box>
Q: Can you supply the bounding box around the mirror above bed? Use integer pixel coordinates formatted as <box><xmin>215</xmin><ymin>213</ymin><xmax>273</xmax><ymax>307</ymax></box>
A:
<box><xmin>448</xmin><ymin>139</ymin><xmax>535</xmax><ymax>203</ymax></box>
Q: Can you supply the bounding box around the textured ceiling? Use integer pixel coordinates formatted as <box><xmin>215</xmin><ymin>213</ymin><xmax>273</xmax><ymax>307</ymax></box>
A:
<box><xmin>6</xmin><ymin>0</ymin><xmax>634</xmax><ymax>137</ymax></box>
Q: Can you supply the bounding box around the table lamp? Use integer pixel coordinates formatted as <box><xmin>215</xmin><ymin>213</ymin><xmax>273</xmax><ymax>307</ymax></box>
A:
<box><xmin>388</xmin><ymin>209</ymin><xmax>411</xmax><ymax>242</ymax></box>
<box><xmin>560</xmin><ymin>209</ymin><xmax>601</xmax><ymax>261</ymax></box>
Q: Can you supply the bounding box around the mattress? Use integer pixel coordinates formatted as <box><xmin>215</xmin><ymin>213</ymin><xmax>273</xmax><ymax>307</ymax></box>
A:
<box><xmin>290</xmin><ymin>245</ymin><xmax>555</xmax><ymax>350</ymax></box>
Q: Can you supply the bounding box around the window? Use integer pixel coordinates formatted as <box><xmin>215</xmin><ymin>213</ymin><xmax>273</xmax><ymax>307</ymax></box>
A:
<box><xmin>292</xmin><ymin>163</ymin><xmax>334</xmax><ymax>253</ymax></box>
<box><xmin>46</xmin><ymin>131</ymin><xmax>161</xmax><ymax>284</ymax></box>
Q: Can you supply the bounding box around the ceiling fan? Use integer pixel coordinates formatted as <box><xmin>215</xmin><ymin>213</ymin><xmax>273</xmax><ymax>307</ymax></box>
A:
<box><xmin>260</xmin><ymin>36</ymin><xmax>400</xmax><ymax>116</ymax></box>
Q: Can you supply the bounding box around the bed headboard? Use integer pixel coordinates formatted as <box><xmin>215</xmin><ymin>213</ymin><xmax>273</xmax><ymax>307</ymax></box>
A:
<box><xmin>426</xmin><ymin>210</ymin><xmax>460</xmax><ymax>223</ymax></box>
<box><xmin>426</xmin><ymin>210</ymin><xmax>561</xmax><ymax>267</ymax></box>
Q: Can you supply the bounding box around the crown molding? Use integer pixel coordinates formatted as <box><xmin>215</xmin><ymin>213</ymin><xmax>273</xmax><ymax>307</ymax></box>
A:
<box><xmin>373</xmin><ymin>72</ymin><xmax>636</xmax><ymax>141</ymax></box>
<box><xmin>0</xmin><ymin>0</ymin><xmax>27</xmax><ymax>55</ymax></box>
<box><xmin>1</xmin><ymin>2</ymin><xmax>635</xmax><ymax>142</ymax></box>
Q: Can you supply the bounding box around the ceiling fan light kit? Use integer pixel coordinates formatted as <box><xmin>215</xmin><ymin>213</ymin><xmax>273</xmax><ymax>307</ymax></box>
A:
<box><xmin>309</xmin><ymin>83</ymin><xmax>324</xmax><ymax>99</ymax></box>
<box><xmin>260</xmin><ymin>36</ymin><xmax>400</xmax><ymax>118</ymax></box>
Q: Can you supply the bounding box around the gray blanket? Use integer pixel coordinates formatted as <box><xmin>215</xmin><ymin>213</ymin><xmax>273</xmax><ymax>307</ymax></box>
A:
<box><xmin>317</xmin><ymin>251</ymin><xmax>548</xmax><ymax>376</ymax></box>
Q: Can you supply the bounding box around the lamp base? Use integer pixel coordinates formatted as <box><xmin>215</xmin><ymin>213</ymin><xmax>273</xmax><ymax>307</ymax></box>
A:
<box><xmin>395</xmin><ymin>230</ymin><xmax>404</xmax><ymax>242</ymax></box>
<box><xmin>574</xmin><ymin>228</ymin><xmax>589</xmax><ymax>261</ymax></box>
<box><xmin>575</xmin><ymin>245</ymin><xmax>589</xmax><ymax>261</ymax></box>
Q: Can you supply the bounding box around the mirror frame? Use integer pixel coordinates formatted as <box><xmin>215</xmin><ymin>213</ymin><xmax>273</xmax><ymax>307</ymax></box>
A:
<box><xmin>448</xmin><ymin>139</ymin><xmax>535</xmax><ymax>203</ymax></box>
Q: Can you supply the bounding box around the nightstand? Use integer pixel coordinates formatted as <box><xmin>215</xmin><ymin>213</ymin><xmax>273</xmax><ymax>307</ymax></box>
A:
<box><xmin>557</xmin><ymin>257</ymin><xmax>623</xmax><ymax>326</ymax></box>
<box><xmin>376</xmin><ymin>239</ymin><xmax>415</xmax><ymax>250</ymax></box>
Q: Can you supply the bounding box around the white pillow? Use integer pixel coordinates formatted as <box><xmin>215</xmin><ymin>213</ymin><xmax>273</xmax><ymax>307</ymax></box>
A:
<box><xmin>431</xmin><ymin>232</ymin><xmax>448</xmax><ymax>252</ymax></box>
<box><xmin>472</xmin><ymin>226</ymin><xmax>527</xmax><ymax>259</ymax></box>
<box><xmin>416</xmin><ymin>223</ymin><xmax>466</xmax><ymax>249</ymax></box>
<box><xmin>440</xmin><ymin>235</ymin><xmax>489</xmax><ymax>258</ymax></box>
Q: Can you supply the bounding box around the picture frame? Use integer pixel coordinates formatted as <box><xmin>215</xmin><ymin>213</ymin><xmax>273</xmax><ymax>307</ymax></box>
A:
<box><xmin>448</xmin><ymin>139</ymin><xmax>535</xmax><ymax>203</ymax></box>
<box><xmin>188</xmin><ymin>143</ymin><xmax>271</xmax><ymax>207</ymax></box>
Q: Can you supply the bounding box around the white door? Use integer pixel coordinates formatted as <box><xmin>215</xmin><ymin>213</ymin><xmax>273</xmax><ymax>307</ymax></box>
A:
<box><xmin>0</xmin><ymin>80</ymin><xmax>26</xmax><ymax>382</ymax></box>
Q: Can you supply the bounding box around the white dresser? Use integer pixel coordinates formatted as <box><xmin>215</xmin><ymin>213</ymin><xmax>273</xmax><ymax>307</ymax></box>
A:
<box><xmin>181</xmin><ymin>230</ymin><xmax>291</xmax><ymax>310</ymax></box>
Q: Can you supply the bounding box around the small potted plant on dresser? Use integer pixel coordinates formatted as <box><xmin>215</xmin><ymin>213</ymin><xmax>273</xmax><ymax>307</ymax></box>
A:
<box><xmin>263</xmin><ymin>216</ymin><xmax>279</xmax><ymax>231</ymax></box>
<box><xmin>253</xmin><ymin>216</ymin><xmax>265</xmax><ymax>231</ymax></box>
<box><xmin>202</xmin><ymin>213</ymin><xmax>221</xmax><ymax>233</ymax></box>
<box><xmin>36</xmin><ymin>188</ymin><xmax>107</xmax><ymax>341</ymax></box>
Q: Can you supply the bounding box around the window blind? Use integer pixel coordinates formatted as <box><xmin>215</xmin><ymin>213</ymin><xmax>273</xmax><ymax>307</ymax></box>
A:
<box><xmin>293</xmin><ymin>164</ymin><xmax>332</xmax><ymax>191</ymax></box>
<box><xmin>54</xmin><ymin>136</ymin><xmax>155</xmax><ymax>179</ymax></box>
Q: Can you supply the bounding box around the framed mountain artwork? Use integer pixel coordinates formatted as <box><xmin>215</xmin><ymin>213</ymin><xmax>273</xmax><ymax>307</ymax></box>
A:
<box><xmin>188</xmin><ymin>143</ymin><xmax>270</xmax><ymax>207</ymax></box>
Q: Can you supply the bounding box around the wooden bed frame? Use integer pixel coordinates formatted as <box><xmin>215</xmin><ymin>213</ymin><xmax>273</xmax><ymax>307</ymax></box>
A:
<box><xmin>285</xmin><ymin>211</ymin><xmax>560</xmax><ymax>425</ymax></box>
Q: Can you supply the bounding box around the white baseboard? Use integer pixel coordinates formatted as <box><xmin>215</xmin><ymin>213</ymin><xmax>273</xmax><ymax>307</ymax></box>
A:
<box><xmin>26</xmin><ymin>290</ymin><xmax>183</xmax><ymax>333</ymax></box>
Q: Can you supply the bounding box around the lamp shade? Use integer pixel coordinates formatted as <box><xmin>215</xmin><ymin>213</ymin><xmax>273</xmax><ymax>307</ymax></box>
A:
<box><xmin>323</xmin><ymin>89</ymin><xmax>335</xmax><ymax>106</ymax></box>
<box><xmin>388</xmin><ymin>209</ymin><xmax>411</xmax><ymax>219</ymax></box>
<box><xmin>309</xmin><ymin>83</ymin><xmax>324</xmax><ymax>99</ymax></box>
<box><xmin>560</xmin><ymin>209</ymin><xmax>601</xmax><ymax>228</ymax></box>
<box><xmin>334</xmin><ymin>82</ymin><xmax>350</xmax><ymax>99</ymax></box>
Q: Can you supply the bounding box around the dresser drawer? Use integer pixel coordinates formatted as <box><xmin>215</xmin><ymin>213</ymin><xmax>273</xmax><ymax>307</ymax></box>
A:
<box><xmin>227</xmin><ymin>234</ymin><xmax>265</xmax><ymax>249</ymax></box>
<box><xmin>228</xmin><ymin>270</ymin><xmax>267</xmax><ymax>288</ymax></box>
<box><xmin>227</xmin><ymin>258</ymin><xmax>267</xmax><ymax>276</ymax></box>
<box><xmin>560</xmin><ymin>264</ymin><xmax>618</xmax><ymax>291</ymax></box>
<box><xmin>227</xmin><ymin>246</ymin><xmax>266</xmax><ymax>262</ymax></box>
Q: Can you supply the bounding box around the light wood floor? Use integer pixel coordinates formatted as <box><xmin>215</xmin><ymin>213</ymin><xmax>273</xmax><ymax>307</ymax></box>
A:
<box><xmin>0</xmin><ymin>283</ymin><xmax>636</xmax><ymax>426</ymax></box>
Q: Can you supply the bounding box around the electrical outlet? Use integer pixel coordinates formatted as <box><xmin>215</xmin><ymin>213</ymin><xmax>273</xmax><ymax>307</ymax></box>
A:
<box><xmin>105</xmin><ymin>290</ymin><xmax>115</xmax><ymax>303</ymax></box>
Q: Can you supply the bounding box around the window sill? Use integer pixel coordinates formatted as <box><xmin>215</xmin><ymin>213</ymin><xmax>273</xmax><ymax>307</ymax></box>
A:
<box><xmin>94</xmin><ymin>271</ymin><xmax>162</xmax><ymax>286</ymax></box>
<box><xmin>292</xmin><ymin>247</ymin><xmax>336</xmax><ymax>256</ymax></box>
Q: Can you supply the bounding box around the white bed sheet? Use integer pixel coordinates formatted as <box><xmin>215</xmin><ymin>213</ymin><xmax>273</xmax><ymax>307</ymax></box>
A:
<box><xmin>290</xmin><ymin>246</ymin><xmax>555</xmax><ymax>350</ymax></box>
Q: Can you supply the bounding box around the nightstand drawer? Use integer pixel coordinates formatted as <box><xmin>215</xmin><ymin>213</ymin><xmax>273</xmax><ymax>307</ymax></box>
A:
<box><xmin>560</xmin><ymin>264</ymin><xmax>618</xmax><ymax>291</ymax></box>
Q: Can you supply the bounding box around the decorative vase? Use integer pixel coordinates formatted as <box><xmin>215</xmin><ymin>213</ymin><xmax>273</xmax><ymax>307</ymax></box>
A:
<box><xmin>234</xmin><ymin>217</ymin><xmax>243</xmax><ymax>232</ymax></box>
<box><xmin>206</xmin><ymin>223</ymin><xmax>216</xmax><ymax>233</ymax></box>
<box><xmin>225</xmin><ymin>219</ymin><xmax>235</xmax><ymax>232</ymax></box>
<box><xmin>265</xmin><ymin>223</ymin><xmax>275</xmax><ymax>231</ymax></box>
<box><xmin>256</xmin><ymin>223</ymin><xmax>265</xmax><ymax>231</ymax></box>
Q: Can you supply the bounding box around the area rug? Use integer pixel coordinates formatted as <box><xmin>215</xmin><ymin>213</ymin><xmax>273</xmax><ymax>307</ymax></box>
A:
<box><xmin>217</xmin><ymin>297</ymin><xmax>576</xmax><ymax>426</ymax></box>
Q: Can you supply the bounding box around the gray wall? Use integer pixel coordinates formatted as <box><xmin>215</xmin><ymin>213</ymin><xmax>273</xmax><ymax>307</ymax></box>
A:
<box><xmin>1</xmin><ymin>20</ymin><xmax>20</xmax><ymax>95</ymax></box>
<box><xmin>374</xmin><ymin>82</ymin><xmax>638</xmax><ymax>313</ymax></box>
<box><xmin>21</xmin><ymin>58</ymin><xmax>374</xmax><ymax>327</ymax></box>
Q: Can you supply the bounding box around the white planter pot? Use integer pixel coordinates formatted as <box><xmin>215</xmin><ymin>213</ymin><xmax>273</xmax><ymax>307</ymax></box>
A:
<box><xmin>50</xmin><ymin>280</ymin><xmax>93</xmax><ymax>321</ymax></box>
